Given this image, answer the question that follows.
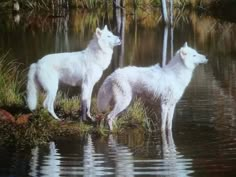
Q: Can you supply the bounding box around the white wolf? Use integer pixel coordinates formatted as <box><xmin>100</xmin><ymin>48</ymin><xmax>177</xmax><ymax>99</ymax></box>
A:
<box><xmin>27</xmin><ymin>25</ymin><xmax>121</xmax><ymax>121</ymax></box>
<box><xmin>97</xmin><ymin>43</ymin><xmax>207</xmax><ymax>131</ymax></box>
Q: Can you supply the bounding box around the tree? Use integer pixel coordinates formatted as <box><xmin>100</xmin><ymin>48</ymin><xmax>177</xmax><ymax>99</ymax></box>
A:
<box><xmin>160</xmin><ymin>0</ymin><xmax>174</xmax><ymax>26</ymax></box>
<box><xmin>160</xmin><ymin>0</ymin><xmax>169</xmax><ymax>25</ymax></box>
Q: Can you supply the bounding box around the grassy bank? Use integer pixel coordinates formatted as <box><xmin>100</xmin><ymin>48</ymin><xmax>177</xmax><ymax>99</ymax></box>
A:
<box><xmin>0</xmin><ymin>51</ymin><xmax>153</xmax><ymax>148</ymax></box>
<box><xmin>0</xmin><ymin>99</ymin><xmax>152</xmax><ymax>148</ymax></box>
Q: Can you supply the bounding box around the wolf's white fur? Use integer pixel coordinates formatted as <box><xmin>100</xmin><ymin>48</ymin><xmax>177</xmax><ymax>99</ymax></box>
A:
<box><xmin>27</xmin><ymin>25</ymin><xmax>121</xmax><ymax>120</ymax></box>
<box><xmin>97</xmin><ymin>43</ymin><xmax>207</xmax><ymax>131</ymax></box>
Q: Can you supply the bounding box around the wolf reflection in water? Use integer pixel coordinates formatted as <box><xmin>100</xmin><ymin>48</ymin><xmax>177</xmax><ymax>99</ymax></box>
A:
<box><xmin>28</xmin><ymin>133</ymin><xmax>192</xmax><ymax>176</ymax></box>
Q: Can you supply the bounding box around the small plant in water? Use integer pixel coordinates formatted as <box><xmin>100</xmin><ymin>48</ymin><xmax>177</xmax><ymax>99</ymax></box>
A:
<box><xmin>112</xmin><ymin>99</ymin><xmax>153</xmax><ymax>133</ymax></box>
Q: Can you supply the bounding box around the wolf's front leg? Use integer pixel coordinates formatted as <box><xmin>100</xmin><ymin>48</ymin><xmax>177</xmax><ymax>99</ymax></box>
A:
<box><xmin>161</xmin><ymin>103</ymin><xmax>168</xmax><ymax>131</ymax></box>
<box><xmin>166</xmin><ymin>103</ymin><xmax>176</xmax><ymax>130</ymax></box>
<box><xmin>81</xmin><ymin>83</ymin><xmax>95</xmax><ymax>122</ymax></box>
<box><xmin>81</xmin><ymin>100</ymin><xmax>88</xmax><ymax>121</ymax></box>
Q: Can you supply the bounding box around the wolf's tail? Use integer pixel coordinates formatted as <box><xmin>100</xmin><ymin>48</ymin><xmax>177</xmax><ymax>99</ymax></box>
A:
<box><xmin>97</xmin><ymin>77</ymin><xmax>113</xmax><ymax>113</ymax></box>
<box><xmin>26</xmin><ymin>63</ymin><xmax>39</xmax><ymax>111</ymax></box>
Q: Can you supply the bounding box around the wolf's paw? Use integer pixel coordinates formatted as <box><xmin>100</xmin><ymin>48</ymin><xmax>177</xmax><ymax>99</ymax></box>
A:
<box><xmin>88</xmin><ymin>116</ymin><xmax>96</xmax><ymax>122</ymax></box>
<box><xmin>54</xmin><ymin>117</ymin><xmax>61</xmax><ymax>121</ymax></box>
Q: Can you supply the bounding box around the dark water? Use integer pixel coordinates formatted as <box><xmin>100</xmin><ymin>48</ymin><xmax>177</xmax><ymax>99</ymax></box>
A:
<box><xmin>1</xmin><ymin>9</ymin><xmax>236</xmax><ymax>176</ymax></box>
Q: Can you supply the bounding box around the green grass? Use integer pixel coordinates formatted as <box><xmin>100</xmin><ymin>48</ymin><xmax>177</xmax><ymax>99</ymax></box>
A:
<box><xmin>0</xmin><ymin>51</ymin><xmax>24</xmax><ymax>107</ymax></box>
<box><xmin>113</xmin><ymin>99</ymin><xmax>153</xmax><ymax>133</ymax></box>
<box><xmin>55</xmin><ymin>92</ymin><xmax>81</xmax><ymax>120</ymax></box>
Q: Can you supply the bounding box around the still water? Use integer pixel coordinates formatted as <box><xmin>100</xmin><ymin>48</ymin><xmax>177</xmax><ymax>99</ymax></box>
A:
<box><xmin>1</xmin><ymin>9</ymin><xmax>236</xmax><ymax>176</ymax></box>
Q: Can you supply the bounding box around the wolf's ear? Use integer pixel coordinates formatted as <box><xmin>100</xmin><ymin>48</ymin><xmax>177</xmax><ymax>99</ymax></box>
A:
<box><xmin>183</xmin><ymin>42</ymin><xmax>188</xmax><ymax>47</ymax></box>
<box><xmin>180</xmin><ymin>47</ymin><xmax>187</xmax><ymax>60</ymax></box>
<box><xmin>96</xmin><ymin>28</ymin><xmax>102</xmax><ymax>38</ymax></box>
<box><xmin>103</xmin><ymin>25</ymin><xmax>108</xmax><ymax>30</ymax></box>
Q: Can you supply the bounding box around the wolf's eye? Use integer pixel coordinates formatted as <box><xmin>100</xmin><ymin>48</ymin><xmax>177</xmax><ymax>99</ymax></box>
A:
<box><xmin>193</xmin><ymin>55</ymin><xmax>196</xmax><ymax>57</ymax></box>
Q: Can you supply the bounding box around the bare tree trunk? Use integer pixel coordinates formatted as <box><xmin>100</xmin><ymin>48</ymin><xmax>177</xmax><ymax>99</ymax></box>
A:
<box><xmin>161</xmin><ymin>0</ymin><xmax>174</xmax><ymax>64</ymax></box>
<box><xmin>113</xmin><ymin>0</ymin><xmax>125</xmax><ymax>68</ymax></box>
<box><xmin>160</xmin><ymin>0</ymin><xmax>169</xmax><ymax>25</ymax></box>
<box><xmin>130</xmin><ymin>8</ymin><xmax>137</xmax><ymax>65</ymax></box>
<box><xmin>162</xmin><ymin>26</ymin><xmax>168</xmax><ymax>67</ymax></box>
<box><xmin>170</xmin><ymin>26</ymin><xmax>174</xmax><ymax>59</ymax></box>
<box><xmin>116</xmin><ymin>0</ymin><xmax>125</xmax><ymax>67</ymax></box>
<box><xmin>118</xmin><ymin>10</ymin><xmax>125</xmax><ymax>67</ymax></box>
<box><xmin>170</xmin><ymin>0</ymin><xmax>173</xmax><ymax>26</ymax></box>
<box><xmin>170</xmin><ymin>0</ymin><xmax>174</xmax><ymax>58</ymax></box>
<box><xmin>133</xmin><ymin>0</ymin><xmax>137</xmax><ymax>11</ymax></box>
<box><xmin>64</xmin><ymin>13</ymin><xmax>70</xmax><ymax>51</ymax></box>
<box><xmin>104</xmin><ymin>0</ymin><xmax>109</xmax><ymax>24</ymax></box>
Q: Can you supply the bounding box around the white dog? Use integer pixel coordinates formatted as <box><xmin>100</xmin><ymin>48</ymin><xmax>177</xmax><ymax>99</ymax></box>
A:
<box><xmin>97</xmin><ymin>43</ymin><xmax>207</xmax><ymax>131</ymax></box>
<box><xmin>27</xmin><ymin>25</ymin><xmax>121</xmax><ymax>121</ymax></box>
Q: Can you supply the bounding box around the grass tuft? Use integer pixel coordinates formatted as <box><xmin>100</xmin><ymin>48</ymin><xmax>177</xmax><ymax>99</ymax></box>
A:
<box><xmin>112</xmin><ymin>99</ymin><xmax>154</xmax><ymax>133</ymax></box>
<box><xmin>0</xmin><ymin>51</ymin><xmax>25</xmax><ymax>107</ymax></box>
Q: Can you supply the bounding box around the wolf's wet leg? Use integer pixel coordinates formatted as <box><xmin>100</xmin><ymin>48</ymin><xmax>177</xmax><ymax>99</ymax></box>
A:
<box><xmin>81</xmin><ymin>100</ymin><xmax>87</xmax><ymax>121</ymax></box>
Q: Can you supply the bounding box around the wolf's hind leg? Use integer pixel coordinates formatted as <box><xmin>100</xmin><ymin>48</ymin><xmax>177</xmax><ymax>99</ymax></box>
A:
<box><xmin>107</xmin><ymin>85</ymin><xmax>132</xmax><ymax>131</ymax></box>
<box><xmin>47</xmin><ymin>91</ymin><xmax>60</xmax><ymax>120</ymax></box>
<box><xmin>39</xmin><ymin>70</ymin><xmax>60</xmax><ymax>120</ymax></box>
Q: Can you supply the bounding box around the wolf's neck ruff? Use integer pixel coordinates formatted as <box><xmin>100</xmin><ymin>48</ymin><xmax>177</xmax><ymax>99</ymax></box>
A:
<box><xmin>164</xmin><ymin>52</ymin><xmax>194</xmax><ymax>88</ymax></box>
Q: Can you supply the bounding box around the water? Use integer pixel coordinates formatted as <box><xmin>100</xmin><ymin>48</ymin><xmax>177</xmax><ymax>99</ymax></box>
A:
<box><xmin>1</xmin><ymin>9</ymin><xmax>236</xmax><ymax>177</ymax></box>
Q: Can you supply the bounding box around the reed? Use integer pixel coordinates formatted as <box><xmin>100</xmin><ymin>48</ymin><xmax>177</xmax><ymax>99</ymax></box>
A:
<box><xmin>113</xmin><ymin>99</ymin><xmax>153</xmax><ymax>133</ymax></box>
<box><xmin>0</xmin><ymin>51</ymin><xmax>24</xmax><ymax>107</ymax></box>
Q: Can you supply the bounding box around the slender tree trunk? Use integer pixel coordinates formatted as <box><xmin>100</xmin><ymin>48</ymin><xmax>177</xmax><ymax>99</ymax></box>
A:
<box><xmin>115</xmin><ymin>0</ymin><xmax>125</xmax><ymax>67</ymax></box>
<box><xmin>162</xmin><ymin>26</ymin><xmax>168</xmax><ymax>67</ymax></box>
<box><xmin>170</xmin><ymin>0</ymin><xmax>173</xmax><ymax>26</ymax></box>
<box><xmin>64</xmin><ymin>13</ymin><xmax>69</xmax><ymax>51</ymax></box>
<box><xmin>161</xmin><ymin>0</ymin><xmax>169</xmax><ymax>25</ymax></box>
<box><xmin>118</xmin><ymin>11</ymin><xmax>125</xmax><ymax>67</ymax></box>
<box><xmin>170</xmin><ymin>26</ymin><xmax>174</xmax><ymax>58</ymax></box>
<box><xmin>112</xmin><ymin>0</ymin><xmax>125</xmax><ymax>68</ymax></box>
<box><xmin>130</xmin><ymin>8</ymin><xmax>137</xmax><ymax>65</ymax></box>
<box><xmin>104</xmin><ymin>0</ymin><xmax>109</xmax><ymax>25</ymax></box>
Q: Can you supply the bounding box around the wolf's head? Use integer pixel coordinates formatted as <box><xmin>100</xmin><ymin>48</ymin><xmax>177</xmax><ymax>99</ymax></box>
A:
<box><xmin>95</xmin><ymin>25</ymin><xmax>121</xmax><ymax>50</ymax></box>
<box><xmin>179</xmin><ymin>42</ymin><xmax>208</xmax><ymax>70</ymax></box>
